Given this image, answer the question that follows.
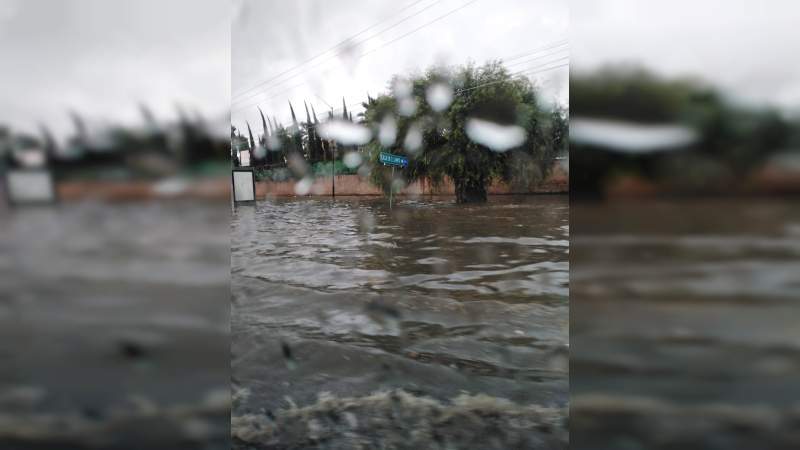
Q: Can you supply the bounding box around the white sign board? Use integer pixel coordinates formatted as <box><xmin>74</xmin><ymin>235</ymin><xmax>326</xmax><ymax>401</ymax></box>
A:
<box><xmin>239</xmin><ymin>149</ymin><xmax>251</xmax><ymax>167</ymax></box>
<box><xmin>5</xmin><ymin>170</ymin><xmax>56</xmax><ymax>204</ymax></box>
<box><xmin>232</xmin><ymin>170</ymin><xmax>255</xmax><ymax>202</ymax></box>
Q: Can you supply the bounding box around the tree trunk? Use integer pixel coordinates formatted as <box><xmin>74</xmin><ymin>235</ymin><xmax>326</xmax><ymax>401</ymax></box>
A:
<box><xmin>454</xmin><ymin>178</ymin><xmax>487</xmax><ymax>203</ymax></box>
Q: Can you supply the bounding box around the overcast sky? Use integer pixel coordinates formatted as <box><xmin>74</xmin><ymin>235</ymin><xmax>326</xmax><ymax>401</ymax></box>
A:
<box><xmin>231</xmin><ymin>0</ymin><xmax>569</xmax><ymax>133</ymax></box>
<box><xmin>572</xmin><ymin>0</ymin><xmax>800</xmax><ymax>112</ymax></box>
<box><xmin>3</xmin><ymin>0</ymin><xmax>795</xmax><ymax>143</ymax></box>
<box><xmin>0</xmin><ymin>0</ymin><xmax>230</xmax><ymax>139</ymax></box>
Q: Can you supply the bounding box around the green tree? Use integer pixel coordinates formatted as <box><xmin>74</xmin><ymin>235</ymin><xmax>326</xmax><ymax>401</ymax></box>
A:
<box><xmin>363</xmin><ymin>62</ymin><xmax>562</xmax><ymax>203</ymax></box>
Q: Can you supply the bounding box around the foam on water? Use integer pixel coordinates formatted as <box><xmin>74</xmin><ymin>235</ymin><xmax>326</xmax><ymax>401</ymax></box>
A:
<box><xmin>233</xmin><ymin>389</ymin><xmax>567</xmax><ymax>450</ymax></box>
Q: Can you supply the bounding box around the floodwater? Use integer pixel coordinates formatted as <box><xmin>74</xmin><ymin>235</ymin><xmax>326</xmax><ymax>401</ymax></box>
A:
<box><xmin>571</xmin><ymin>199</ymin><xmax>800</xmax><ymax>450</ymax></box>
<box><xmin>0</xmin><ymin>201</ymin><xmax>230</xmax><ymax>449</ymax></box>
<box><xmin>231</xmin><ymin>195</ymin><xmax>569</xmax><ymax>449</ymax></box>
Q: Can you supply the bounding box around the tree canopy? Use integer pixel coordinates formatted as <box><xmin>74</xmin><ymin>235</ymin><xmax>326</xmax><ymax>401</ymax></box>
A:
<box><xmin>361</xmin><ymin>62</ymin><xmax>567</xmax><ymax>202</ymax></box>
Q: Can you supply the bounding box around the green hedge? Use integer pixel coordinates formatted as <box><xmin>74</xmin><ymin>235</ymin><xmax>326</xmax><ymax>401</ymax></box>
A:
<box><xmin>253</xmin><ymin>161</ymin><xmax>357</xmax><ymax>181</ymax></box>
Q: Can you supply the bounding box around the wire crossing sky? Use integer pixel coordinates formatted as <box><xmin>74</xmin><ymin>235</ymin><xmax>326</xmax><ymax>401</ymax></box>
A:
<box><xmin>232</xmin><ymin>0</ymin><xmax>569</xmax><ymax>131</ymax></box>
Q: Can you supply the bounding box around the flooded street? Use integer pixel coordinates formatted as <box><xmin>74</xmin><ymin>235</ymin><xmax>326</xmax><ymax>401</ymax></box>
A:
<box><xmin>0</xmin><ymin>201</ymin><xmax>230</xmax><ymax>449</ymax></box>
<box><xmin>231</xmin><ymin>195</ymin><xmax>569</xmax><ymax>449</ymax></box>
<box><xmin>571</xmin><ymin>199</ymin><xmax>800</xmax><ymax>450</ymax></box>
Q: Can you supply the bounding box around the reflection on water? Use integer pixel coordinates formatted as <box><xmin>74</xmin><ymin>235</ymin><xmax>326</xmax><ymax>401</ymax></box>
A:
<box><xmin>571</xmin><ymin>199</ymin><xmax>800</xmax><ymax>450</ymax></box>
<box><xmin>231</xmin><ymin>195</ymin><xmax>569</xmax><ymax>449</ymax></box>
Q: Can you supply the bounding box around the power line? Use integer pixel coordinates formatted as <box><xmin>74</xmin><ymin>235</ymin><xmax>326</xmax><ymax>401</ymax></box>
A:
<box><xmin>248</xmin><ymin>62</ymin><xmax>568</xmax><ymax>131</ymax></box>
<box><xmin>503</xmin><ymin>46</ymin><xmax>569</xmax><ymax>70</ymax></box>
<box><xmin>272</xmin><ymin>61</ymin><xmax>569</xmax><ymax>124</ymax></box>
<box><xmin>455</xmin><ymin>61</ymin><xmax>569</xmax><ymax>95</ymax></box>
<box><xmin>357</xmin><ymin>0</ymin><xmax>482</xmax><ymax>59</ymax></box>
<box><xmin>237</xmin><ymin>57</ymin><xmax>569</xmax><ymax>122</ymax></box>
<box><xmin>233</xmin><ymin>40</ymin><xmax>565</xmax><ymax>115</ymax></box>
<box><xmin>233</xmin><ymin>0</ymin><xmax>434</xmax><ymax>100</ymax></box>
<box><xmin>233</xmin><ymin>0</ymin><xmax>443</xmax><ymax>102</ymax></box>
<box><xmin>232</xmin><ymin>0</ymin><xmax>482</xmax><ymax>112</ymax></box>
<box><xmin>496</xmin><ymin>40</ymin><xmax>568</xmax><ymax>62</ymax></box>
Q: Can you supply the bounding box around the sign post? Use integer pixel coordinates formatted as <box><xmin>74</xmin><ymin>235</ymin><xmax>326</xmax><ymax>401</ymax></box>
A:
<box><xmin>378</xmin><ymin>152</ymin><xmax>408</xmax><ymax>209</ymax></box>
<box><xmin>390</xmin><ymin>166</ymin><xmax>395</xmax><ymax>208</ymax></box>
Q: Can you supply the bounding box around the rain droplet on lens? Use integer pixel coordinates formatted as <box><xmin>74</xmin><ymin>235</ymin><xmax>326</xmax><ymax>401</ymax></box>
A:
<box><xmin>404</xmin><ymin>124</ymin><xmax>423</xmax><ymax>154</ymax></box>
<box><xmin>357</xmin><ymin>163</ymin><xmax>372</xmax><ymax>179</ymax></box>
<box><xmin>379</xmin><ymin>115</ymin><xmax>398</xmax><ymax>147</ymax></box>
<box><xmin>426</xmin><ymin>83</ymin><xmax>453</xmax><ymax>112</ymax></box>
<box><xmin>266</xmin><ymin>135</ymin><xmax>281</xmax><ymax>150</ymax></box>
<box><xmin>318</xmin><ymin>120</ymin><xmax>372</xmax><ymax>145</ymax></box>
<box><xmin>392</xmin><ymin>77</ymin><xmax>413</xmax><ymax>99</ymax></box>
<box><xmin>343</xmin><ymin>151</ymin><xmax>363</xmax><ymax>169</ymax></box>
<box><xmin>294</xmin><ymin>177</ymin><xmax>313</xmax><ymax>195</ymax></box>
<box><xmin>288</xmin><ymin>152</ymin><xmax>309</xmax><ymax>177</ymax></box>
<box><xmin>390</xmin><ymin>178</ymin><xmax>406</xmax><ymax>194</ymax></box>
<box><xmin>252</xmin><ymin>145</ymin><xmax>266</xmax><ymax>159</ymax></box>
<box><xmin>465</xmin><ymin>118</ymin><xmax>526</xmax><ymax>152</ymax></box>
<box><xmin>398</xmin><ymin>97</ymin><xmax>417</xmax><ymax>117</ymax></box>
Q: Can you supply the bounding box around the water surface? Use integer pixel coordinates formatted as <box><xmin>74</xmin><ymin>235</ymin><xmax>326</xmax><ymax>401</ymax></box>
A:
<box><xmin>571</xmin><ymin>199</ymin><xmax>800</xmax><ymax>450</ymax></box>
<box><xmin>0</xmin><ymin>201</ymin><xmax>230</xmax><ymax>449</ymax></box>
<box><xmin>231</xmin><ymin>195</ymin><xmax>569</xmax><ymax>449</ymax></box>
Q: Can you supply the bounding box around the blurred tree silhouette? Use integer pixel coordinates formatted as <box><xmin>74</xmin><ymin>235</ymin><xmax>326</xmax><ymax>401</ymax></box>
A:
<box><xmin>571</xmin><ymin>66</ymin><xmax>800</xmax><ymax>196</ymax></box>
<box><xmin>2</xmin><ymin>105</ymin><xmax>229</xmax><ymax>180</ymax></box>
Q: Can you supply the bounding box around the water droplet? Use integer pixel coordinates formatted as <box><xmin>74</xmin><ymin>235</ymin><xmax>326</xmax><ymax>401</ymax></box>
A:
<box><xmin>379</xmin><ymin>115</ymin><xmax>397</xmax><ymax>147</ymax></box>
<box><xmin>465</xmin><ymin>118</ymin><xmax>526</xmax><ymax>152</ymax></box>
<box><xmin>392</xmin><ymin>77</ymin><xmax>413</xmax><ymax>99</ymax></box>
<box><xmin>318</xmin><ymin>120</ymin><xmax>372</xmax><ymax>145</ymax></box>
<box><xmin>570</xmin><ymin>118</ymin><xmax>698</xmax><ymax>154</ymax></box>
<box><xmin>404</xmin><ymin>124</ymin><xmax>423</xmax><ymax>154</ymax></box>
<box><xmin>288</xmin><ymin>152</ymin><xmax>309</xmax><ymax>177</ymax></box>
<box><xmin>343</xmin><ymin>151</ymin><xmax>363</xmax><ymax>169</ymax></box>
<box><xmin>357</xmin><ymin>163</ymin><xmax>372</xmax><ymax>179</ymax></box>
<box><xmin>391</xmin><ymin>178</ymin><xmax>406</xmax><ymax>193</ymax></box>
<box><xmin>266</xmin><ymin>135</ymin><xmax>281</xmax><ymax>150</ymax></box>
<box><xmin>252</xmin><ymin>145</ymin><xmax>266</xmax><ymax>159</ymax></box>
<box><xmin>426</xmin><ymin>83</ymin><xmax>453</xmax><ymax>112</ymax></box>
<box><xmin>398</xmin><ymin>97</ymin><xmax>417</xmax><ymax>117</ymax></box>
<box><xmin>294</xmin><ymin>177</ymin><xmax>313</xmax><ymax>195</ymax></box>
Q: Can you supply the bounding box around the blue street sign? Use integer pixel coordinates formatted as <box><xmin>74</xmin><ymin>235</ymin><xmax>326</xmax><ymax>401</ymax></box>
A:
<box><xmin>379</xmin><ymin>152</ymin><xmax>408</xmax><ymax>167</ymax></box>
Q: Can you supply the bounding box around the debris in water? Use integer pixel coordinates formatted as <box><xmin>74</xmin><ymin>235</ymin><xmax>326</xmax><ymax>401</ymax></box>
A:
<box><xmin>281</xmin><ymin>341</ymin><xmax>297</xmax><ymax>370</ymax></box>
<box><xmin>117</xmin><ymin>340</ymin><xmax>147</xmax><ymax>359</ymax></box>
